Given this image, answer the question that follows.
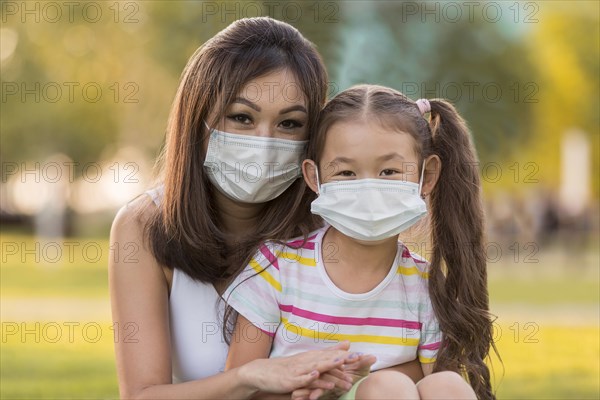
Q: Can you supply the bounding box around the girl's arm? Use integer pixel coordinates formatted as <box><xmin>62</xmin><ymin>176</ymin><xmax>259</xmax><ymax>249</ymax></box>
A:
<box><xmin>226</xmin><ymin>315</ymin><xmax>283</xmax><ymax>400</ymax></box>
<box><xmin>225</xmin><ymin>315</ymin><xmax>273</xmax><ymax>371</ymax></box>
<box><xmin>226</xmin><ymin>316</ymin><xmax>354</xmax><ymax>399</ymax></box>
<box><xmin>110</xmin><ymin>200</ymin><xmax>344</xmax><ymax>399</ymax></box>
<box><xmin>421</xmin><ymin>362</ymin><xmax>434</xmax><ymax>376</ymax></box>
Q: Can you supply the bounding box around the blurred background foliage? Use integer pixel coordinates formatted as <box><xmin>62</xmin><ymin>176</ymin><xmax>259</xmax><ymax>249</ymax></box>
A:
<box><xmin>0</xmin><ymin>1</ymin><xmax>598</xmax><ymax>399</ymax></box>
<box><xmin>1</xmin><ymin>1</ymin><xmax>598</xmax><ymax>192</ymax></box>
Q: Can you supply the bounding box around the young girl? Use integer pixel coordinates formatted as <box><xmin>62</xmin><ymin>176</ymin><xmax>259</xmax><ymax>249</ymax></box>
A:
<box><xmin>224</xmin><ymin>85</ymin><xmax>496</xmax><ymax>400</ymax></box>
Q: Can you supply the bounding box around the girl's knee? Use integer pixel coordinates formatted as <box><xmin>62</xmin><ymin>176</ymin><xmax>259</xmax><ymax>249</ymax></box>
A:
<box><xmin>356</xmin><ymin>370</ymin><xmax>419</xmax><ymax>400</ymax></box>
<box><xmin>417</xmin><ymin>371</ymin><xmax>476</xmax><ymax>399</ymax></box>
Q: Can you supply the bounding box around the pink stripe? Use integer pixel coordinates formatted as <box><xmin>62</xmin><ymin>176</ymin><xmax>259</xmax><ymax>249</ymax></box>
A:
<box><xmin>402</xmin><ymin>247</ymin><xmax>427</xmax><ymax>264</ymax></box>
<box><xmin>418</xmin><ymin>341</ymin><xmax>441</xmax><ymax>351</ymax></box>
<box><xmin>257</xmin><ymin>326</ymin><xmax>275</xmax><ymax>337</ymax></box>
<box><xmin>287</xmin><ymin>233</ymin><xmax>318</xmax><ymax>249</ymax></box>
<box><xmin>279</xmin><ymin>304</ymin><xmax>422</xmax><ymax>330</ymax></box>
<box><xmin>259</xmin><ymin>244</ymin><xmax>279</xmax><ymax>270</ymax></box>
<box><xmin>402</xmin><ymin>247</ymin><xmax>412</xmax><ymax>258</ymax></box>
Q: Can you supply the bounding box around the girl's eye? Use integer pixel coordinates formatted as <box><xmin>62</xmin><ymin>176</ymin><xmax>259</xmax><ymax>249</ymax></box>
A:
<box><xmin>279</xmin><ymin>119</ymin><xmax>304</xmax><ymax>129</ymax></box>
<box><xmin>336</xmin><ymin>170</ymin><xmax>355</xmax><ymax>177</ymax></box>
<box><xmin>380</xmin><ymin>169</ymin><xmax>400</xmax><ymax>176</ymax></box>
<box><xmin>227</xmin><ymin>114</ymin><xmax>252</xmax><ymax>125</ymax></box>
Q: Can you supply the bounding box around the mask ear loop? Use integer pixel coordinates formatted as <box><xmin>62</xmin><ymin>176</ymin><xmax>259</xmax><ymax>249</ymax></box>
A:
<box><xmin>315</xmin><ymin>166</ymin><xmax>322</xmax><ymax>195</ymax></box>
<box><xmin>418</xmin><ymin>160</ymin><xmax>426</xmax><ymax>196</ymax></box>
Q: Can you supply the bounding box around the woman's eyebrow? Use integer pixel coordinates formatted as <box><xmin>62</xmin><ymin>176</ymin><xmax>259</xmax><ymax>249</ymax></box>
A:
<box><xmin>279</xmin><ymin>105</ymin><xmax>307</xmax><ymax>115</ymax></box>
<box><xmin>232</xmin><ymin>97</ymin><xmax>261</xmax><ymax>111</ymax></box>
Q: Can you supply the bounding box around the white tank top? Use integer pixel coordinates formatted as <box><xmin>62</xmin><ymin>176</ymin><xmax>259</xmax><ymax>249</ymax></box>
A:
<box><xmin>146</xmin><ymin>187</ymin><xmax>228</xmax><ymax>383</ymax></box>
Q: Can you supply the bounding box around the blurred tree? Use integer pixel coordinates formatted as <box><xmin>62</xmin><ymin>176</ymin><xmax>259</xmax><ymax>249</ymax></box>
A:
<box><xmin>0</xmin><ymin>0</ymin><xmax>597</xmax><ymax>198</ymax></box>
<box><xmin>326</xmin><ymin>2</ymin><xmax>538</xmax><ymax>165</ymax></box>
<box><xmin>525</xmin><ymin>3</ymin><xmax>599</xmax><ymax>197</ymax></box>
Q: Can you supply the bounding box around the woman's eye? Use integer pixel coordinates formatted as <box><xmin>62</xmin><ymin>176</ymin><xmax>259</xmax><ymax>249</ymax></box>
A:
<box><xmin>280</xmin><ymin>119</ymin><xmax>303</xmax><ymax>129</ymax></box>
<box><xmin>227</xmin><ymin>114</ymin><xmax>252</xmax><ymax>125</ymax></box>
<box><xmin>380</xmin><ymin>169</ymin><xmax>400</xmax><ymax>176</ymax></box>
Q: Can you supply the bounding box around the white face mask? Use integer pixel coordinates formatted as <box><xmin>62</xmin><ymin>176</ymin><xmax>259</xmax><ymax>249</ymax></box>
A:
<box><xmin>310</xmin><ymin>165</ymin><xmax>428</xmax><ymax>241</ymax></box>
<box><xmin>203</xmin><ymin>126</ymin><xmax>307</xmax><ymax>203</ymax></box>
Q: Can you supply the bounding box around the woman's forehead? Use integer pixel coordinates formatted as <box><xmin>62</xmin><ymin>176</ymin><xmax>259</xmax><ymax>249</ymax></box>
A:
<box><xmin>236</xmin><ymin>69</ymin><xmax>307</xmax><ymax>107</ymax></box>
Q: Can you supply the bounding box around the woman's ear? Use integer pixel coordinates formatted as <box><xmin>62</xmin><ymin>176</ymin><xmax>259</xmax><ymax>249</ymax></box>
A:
<box><xmin>302</xmin><ymin>159</ymin><xmax>319</xmax><ymax>194</ymax></box>
<box><xmin>421</xmin><ymin>155</ymin><xmax>441</xmax><ymax>197</ymax></box>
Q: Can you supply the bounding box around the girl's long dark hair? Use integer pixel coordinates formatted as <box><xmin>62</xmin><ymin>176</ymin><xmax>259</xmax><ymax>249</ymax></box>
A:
<box><xmin>143</xmin><ymin>17</ymin><xmax>325</xmax><ymax>287</ymax></box>
<box><xmin>310</xmin><ymin>85</ymin><xmax>498</xmax><ymax>400</ymax></box>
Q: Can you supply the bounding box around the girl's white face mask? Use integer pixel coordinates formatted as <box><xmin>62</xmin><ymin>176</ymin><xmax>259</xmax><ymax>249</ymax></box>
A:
<box><xmin>203</xmin><ymin>125</ymin><xmax>307</xmax><ymax>203</ymax></box>
<box><xmin>310</xmin><ymin>165</ymin><xmax>428</xmax><ymax>241</ymax></box>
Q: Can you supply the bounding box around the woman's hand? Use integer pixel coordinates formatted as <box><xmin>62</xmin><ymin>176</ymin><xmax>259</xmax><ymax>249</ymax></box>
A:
<box><xmin>237</xmin><ymin>341</ymin><xmax>355</xmax><ymax>395</ymax></box>
<box><xmin>291</xmin><ymin>353</ymin><xmax>377</xmax><ymax>400</ymax></box>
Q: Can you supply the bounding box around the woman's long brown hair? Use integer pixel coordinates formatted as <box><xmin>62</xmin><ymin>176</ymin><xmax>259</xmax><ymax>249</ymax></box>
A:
<box><xmin>143</xmin><ymin>17</ymin><xmax>325</xmax><ymax>287</ymax></box>
<box><xmin>309</xmin><ymin>85</ymin><xmax>498</xmax><ymax>400</ymax></box>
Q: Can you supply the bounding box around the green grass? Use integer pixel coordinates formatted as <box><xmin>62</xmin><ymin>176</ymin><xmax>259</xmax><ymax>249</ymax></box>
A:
<box><xmin>2</xmin><ymin>323</ymin><xmax>597</xmax><ymax>399</ymax></box>
<box><xmin>1</xmin><ymin>322</ymin><xmax>118</xmax><ymax>399</ymax></box>
<box><xmin>1</xmin><ymin>233</ymin><xmax>109</xmax><ymax>298</ymax></box>
<box><xmin>493</xmin><ymin>325</ymin><xmax>600</xmax><ymax>399</ymax></box>
<box><xmin>489</xmin><ymin>278</ymin><xmax>599</xmax><ymax>305</ymax></box>
<box><xmin>1</xmin><ymin>232</ymin><xmax>599</xmax><ymax>399</ymax></box>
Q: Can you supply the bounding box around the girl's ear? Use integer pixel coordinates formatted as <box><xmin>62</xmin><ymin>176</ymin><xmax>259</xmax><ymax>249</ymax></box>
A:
<box><xmin>302</xmin><ymin>159</ymin><xmax>319</xmax><ymax>194</ymax></box>
<box><xmin>421</xmin><ymin>155</ymin><xmax>441</xmax><ymax>197</ymax></box>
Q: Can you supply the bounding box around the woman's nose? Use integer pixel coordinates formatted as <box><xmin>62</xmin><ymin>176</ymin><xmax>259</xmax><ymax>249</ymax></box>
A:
<box><xmin>253</xmin><ymin>123</ymin><xmax>273</xmax><ymax>138</ymax></box>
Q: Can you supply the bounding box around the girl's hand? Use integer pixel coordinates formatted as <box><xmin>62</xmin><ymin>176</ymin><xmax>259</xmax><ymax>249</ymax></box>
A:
<box><xmin>237</xmin><ymin>342</ymin><xmax>353</xmax><ymax>394</ymax></box>
<box><xmin>291</xmin><ymin>353</ymin><xmax>377</xmax><ymax>400</ymax></box>
<box><xmin>291</xmin><ymin>367</ymin><xmax>353</xmax><ymax>400</ymax></box>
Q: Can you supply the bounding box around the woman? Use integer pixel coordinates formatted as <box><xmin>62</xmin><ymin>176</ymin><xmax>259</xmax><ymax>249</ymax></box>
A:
<box><xmin>109</xmin><ymin>17</ymin><xmax>372</xmax><ymax>399</ymax></box>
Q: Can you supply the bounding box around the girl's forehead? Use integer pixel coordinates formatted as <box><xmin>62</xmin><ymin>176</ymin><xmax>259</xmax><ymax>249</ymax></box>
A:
<box><xmin>322</xmin><ymin>119</ymin><xmax>420</xmax><ymax>160</ymax></box>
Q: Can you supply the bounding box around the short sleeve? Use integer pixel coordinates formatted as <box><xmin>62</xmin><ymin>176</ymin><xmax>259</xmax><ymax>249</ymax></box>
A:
<box><xmin>418</xmin><ymin>292</ymin><xmax>442</xmax><ymax>364</ymax></box>
<box><xmin>223</xmin><ymin>243</ymin><xmax>282</xmax><ymax>337</ymax></box>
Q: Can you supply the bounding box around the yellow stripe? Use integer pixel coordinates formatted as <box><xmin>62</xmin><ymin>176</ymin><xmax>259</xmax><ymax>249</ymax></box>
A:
<box><xmin>274</xmin><ymin>251</ymin><xmax>316</xmax><ymax>267</ymax></box>
<box><xmin>281</xmin><ymin>318</ymin><xmax>419</xmax><ymax>346</ymax></box>
<box><xmin>397</xmin><ymin>266</ymin><xmax>429</xmax><ymax>279</ymax></box>
<box><xmin>419</xmin><ymin>355</ymin><xmax>437</xmax><ymax>364</ymax></box>
<box><xmin>249</xmin><ymin>258</ymin><xmax>282</xmax><ymax>292</ymax></box>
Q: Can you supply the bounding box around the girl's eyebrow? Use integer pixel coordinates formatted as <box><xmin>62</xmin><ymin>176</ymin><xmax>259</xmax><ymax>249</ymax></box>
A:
<box><xmin>329</xmin><ymin>156</ymin><xmax>354</xmax><ymax>164</ymax></box>
<box><xmin>376</xmin><ymin>153</ymin><xmax>405</xmax><ymax>162</ymax></box>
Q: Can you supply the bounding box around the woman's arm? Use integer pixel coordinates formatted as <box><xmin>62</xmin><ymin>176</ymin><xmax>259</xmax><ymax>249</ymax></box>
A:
<box><xmin>109</xmin><ymin>199</ymin><xmax>350</xmax><ymax>399</ymax></box>
<box><xmin>109</xmin><ymin>198</ymin><xmax>258</xmax><ymax>399</ymax></box>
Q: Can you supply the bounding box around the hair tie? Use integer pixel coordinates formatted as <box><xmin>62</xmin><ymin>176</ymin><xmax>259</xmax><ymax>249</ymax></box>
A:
<box><xmin>416</xmin><ymin>99</ymin><xmax>431</xmax><ymax>115</ymax></box>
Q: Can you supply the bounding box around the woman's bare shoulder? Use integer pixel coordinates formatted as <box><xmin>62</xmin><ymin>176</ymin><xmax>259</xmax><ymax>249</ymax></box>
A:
<box><xmin>111</xmin><ymin>193</ymin><xmax>156</xmax><ymax>240</ymax></box>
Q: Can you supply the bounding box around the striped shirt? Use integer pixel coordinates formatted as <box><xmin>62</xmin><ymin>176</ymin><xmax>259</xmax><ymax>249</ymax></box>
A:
<box><xmin>224</xmin><ymin>226</ymin><xmax>441</xmax><ymax>370</ymax></box>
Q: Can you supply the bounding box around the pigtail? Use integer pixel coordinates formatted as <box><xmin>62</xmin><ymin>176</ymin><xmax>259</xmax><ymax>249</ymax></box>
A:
<box><xmin>427</xmin><ymin>99</ymin><xmax>497</xmax><ymax>400</ymax></box>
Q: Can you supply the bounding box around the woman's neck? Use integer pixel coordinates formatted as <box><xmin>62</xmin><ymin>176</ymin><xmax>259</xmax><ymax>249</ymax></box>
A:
<box><xmin>322</xmin><ymin>227</ymin><xmax>399</xmax><ymax>294</ymax></box>
<box><xmin>214</xmin><ymin>190</ymin><xmax>264</xmax><ymax>236</ymax></box>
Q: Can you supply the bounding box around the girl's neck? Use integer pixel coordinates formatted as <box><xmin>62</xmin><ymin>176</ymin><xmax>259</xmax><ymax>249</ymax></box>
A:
<box><xmin>322</xmin><ymin>227</ymin><xmax>399</xmax><ymax>294</ymax></box>
<box><xmin>214</xmin><ymin>190</ymin><xmax>264</xmax><ymax>236</ymax></box>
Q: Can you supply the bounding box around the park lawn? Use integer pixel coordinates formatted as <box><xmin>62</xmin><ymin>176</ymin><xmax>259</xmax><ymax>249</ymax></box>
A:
<box><xmin>1</xmin><ymin>322</ymin><xmax>598</xmax><ymax>399</ymax></box>
<box><xmin>1</xmin><ymin>232</ymin><xmax>599</xmax><ymax>398</ymax></box>
<box><xmin>0</xmin><ymin>320</ymin><xmax>119</xmax><ymax>399</ymax></box>
<box><xmin>492</xmin><ymin>325</ymin><xmax>599</xmax><ymax>399</ymax></box>
<box><xmin>1</xmin><ymin>233</ymin><xmax>109</xmax><ymax>298</ymax></box>
<box><xmin>2</xmin><ymin>232</ymin><xmax>599</xmax><ymax>303</ymax></box>
<box><xmin>489</xmin><ymin>278</ymin><xmax>600</xmax><ymax>305</ymax></box>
